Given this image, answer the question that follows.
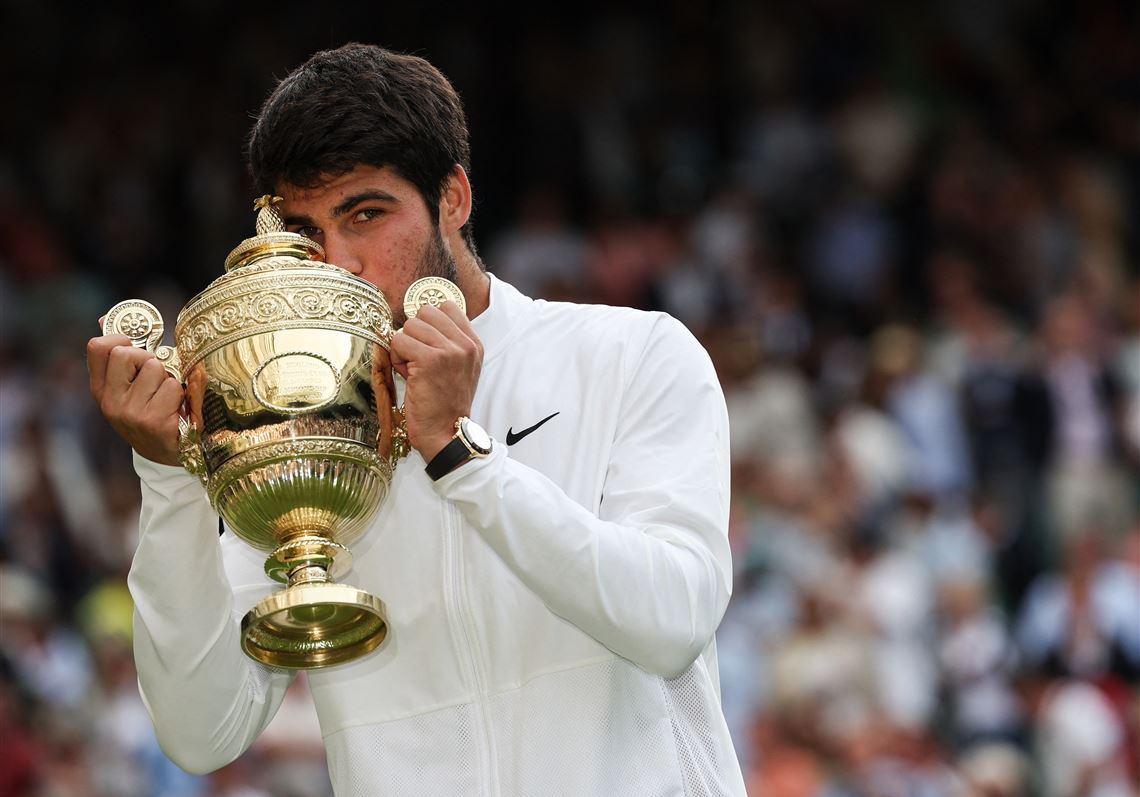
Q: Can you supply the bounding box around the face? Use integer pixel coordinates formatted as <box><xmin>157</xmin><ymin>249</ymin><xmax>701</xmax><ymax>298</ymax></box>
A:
<box><xmin>277</xmin><ymin>165</ymin><xmax>457</xmax><ymax>327</ymax></box>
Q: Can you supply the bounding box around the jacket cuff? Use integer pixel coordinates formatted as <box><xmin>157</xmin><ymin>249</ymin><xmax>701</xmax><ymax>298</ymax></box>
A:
<box><xmin>133</xmin><ymin>451</ymin><xmax>206</xmax><ymax>499</ymax></box>
<box><xmin>429</xmin><ymin>439</ymin><xmax>503</xmax><ymax>495</ymax></box>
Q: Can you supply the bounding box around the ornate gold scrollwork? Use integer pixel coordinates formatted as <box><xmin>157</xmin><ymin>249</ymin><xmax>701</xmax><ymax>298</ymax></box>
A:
<box><xmin>178</xmin><ymin>417</ymin><xmax>207</xmax><ymax>485</ymax></box>
<box><xmin>102</xmin><ymin>299</ymin><xmax>183</xmax><ymax>381</ymax></box>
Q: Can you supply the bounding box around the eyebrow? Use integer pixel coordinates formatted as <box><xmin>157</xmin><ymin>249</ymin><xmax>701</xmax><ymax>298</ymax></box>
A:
<box><xmin>282</xmin><ymin>189</ymin><xmax>401</xmax><ymax>228</ymax></box>
<box><xmin>332</xmin><ymin>189</ymin><xmax>400</xmax><ymax>217</ymax></box>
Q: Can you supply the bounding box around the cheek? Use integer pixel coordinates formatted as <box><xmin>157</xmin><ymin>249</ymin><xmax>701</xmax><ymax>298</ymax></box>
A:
<box><xmin>365</xmin><ymin>225</ymin><xmax>431</xmax><ymax>272</ymax></box>
<box><xmin>356</xmin><ymin>230</ymin><xmax>431</xmax><ymax>297</ymax></box>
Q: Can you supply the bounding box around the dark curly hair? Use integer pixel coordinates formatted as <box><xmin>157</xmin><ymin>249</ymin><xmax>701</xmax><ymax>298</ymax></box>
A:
<box><xmin>247</xmin><ymin>43</ymin><xmax>476</xmax><ymax>250</ymax></box>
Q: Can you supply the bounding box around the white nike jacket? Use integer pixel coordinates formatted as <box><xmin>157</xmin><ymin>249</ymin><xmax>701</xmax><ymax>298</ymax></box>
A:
<box><xmin>128</xmin><ymin>275</ymin><xmax>746</xmax><ymax>796</ymax></box>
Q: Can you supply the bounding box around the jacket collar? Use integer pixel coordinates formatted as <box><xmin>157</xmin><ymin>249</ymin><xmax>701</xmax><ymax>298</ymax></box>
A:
<box><xmin>471</xmin><ymin>273</ymin><xmax>530</xmax><ymax>364</ymax></box>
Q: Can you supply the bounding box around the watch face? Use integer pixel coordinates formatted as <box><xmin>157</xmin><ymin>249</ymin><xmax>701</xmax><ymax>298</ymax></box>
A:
<box><xmin>461</xmin><ymin>418</ymin><xmax>492</xmax><ymax>454</ymax></box>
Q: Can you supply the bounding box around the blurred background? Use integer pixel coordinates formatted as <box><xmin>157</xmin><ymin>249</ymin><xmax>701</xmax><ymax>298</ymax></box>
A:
<box><xmin>1</xmin><ymin>1</ymin><xmax>1138</xmax><ymax>795</ymax></box>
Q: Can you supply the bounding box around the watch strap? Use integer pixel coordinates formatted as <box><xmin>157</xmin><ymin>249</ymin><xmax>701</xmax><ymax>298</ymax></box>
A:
<box><xmin>425</xmin><ymin>436</ymin><xmax>474</xmax><ymax>481</ymax></box>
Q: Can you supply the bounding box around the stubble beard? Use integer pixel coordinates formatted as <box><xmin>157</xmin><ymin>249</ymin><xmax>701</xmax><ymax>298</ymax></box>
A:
<box><xmin>393</xmin><ymin>225</ymin><xmax>459</xmax><ymax>328</ymax></box>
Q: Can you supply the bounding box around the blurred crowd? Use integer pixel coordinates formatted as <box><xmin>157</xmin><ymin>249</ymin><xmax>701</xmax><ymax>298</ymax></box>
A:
<box><xmin>2</xmin><ymin>1</ymin><xmax>1138</xmax><ymax>796</ymax></box>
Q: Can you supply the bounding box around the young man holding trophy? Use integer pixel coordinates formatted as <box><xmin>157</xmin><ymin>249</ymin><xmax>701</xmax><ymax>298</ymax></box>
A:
<box><xmin>87</xmin><ymin>44</ymin><xmax>745</xmax><ymax>795</ymax></box>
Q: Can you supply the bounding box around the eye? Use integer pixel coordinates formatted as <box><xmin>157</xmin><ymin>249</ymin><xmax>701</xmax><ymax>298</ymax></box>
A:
<box><xmin>291</xmin><ymin>225</ymin><xmax>322</xmax><ymax>239</ymax></box>
<box><xmin>352</xmin><ymin>208</ymin><xmax>384</xmax><ymax>224</ymax></box>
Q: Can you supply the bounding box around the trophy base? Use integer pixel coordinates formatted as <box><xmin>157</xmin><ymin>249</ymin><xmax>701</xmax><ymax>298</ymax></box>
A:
<box><xmin>240</xmin><ymin>583</ymin><xmax>387</xmax><ymax>669</ymax></box>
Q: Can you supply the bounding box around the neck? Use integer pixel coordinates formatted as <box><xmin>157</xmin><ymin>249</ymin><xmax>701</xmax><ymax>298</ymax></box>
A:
<box><xmin>452</xmin><ymin>243</ymin><xmax>491</xmax><ymax>320</ymax></box>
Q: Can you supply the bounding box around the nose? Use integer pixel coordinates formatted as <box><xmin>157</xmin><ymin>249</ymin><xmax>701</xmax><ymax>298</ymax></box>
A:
<box><xmin>320</xmin><ymin>235</ymin><xmax>364</xmax><ymax>274</ymax></box>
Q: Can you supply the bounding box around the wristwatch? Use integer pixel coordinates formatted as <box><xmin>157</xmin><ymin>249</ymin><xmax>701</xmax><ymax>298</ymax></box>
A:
<box><xmin>425</xmin><ymin>416</ymin><xmax>492</xmax><ymax>481</ymax></box>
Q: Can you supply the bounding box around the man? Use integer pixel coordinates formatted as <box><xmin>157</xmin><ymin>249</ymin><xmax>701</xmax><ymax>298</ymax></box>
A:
<box><xmin>87</xmin><ymin>43</ymin><xmax>745</xmax><ymax>796</ymax></box>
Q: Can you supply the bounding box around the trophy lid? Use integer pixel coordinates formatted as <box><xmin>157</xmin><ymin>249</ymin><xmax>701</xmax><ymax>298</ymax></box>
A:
<box><xmin>224</xmin><ymin>195</ymin><xmax>326</xmax><ymax>271</ymax></box>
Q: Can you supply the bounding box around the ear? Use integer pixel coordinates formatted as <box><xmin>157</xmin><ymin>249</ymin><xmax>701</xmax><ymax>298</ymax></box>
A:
<box><xmin>438</xmin><ymin>165</ymin><xmax>472</xmax><ymax>236</ymax></box>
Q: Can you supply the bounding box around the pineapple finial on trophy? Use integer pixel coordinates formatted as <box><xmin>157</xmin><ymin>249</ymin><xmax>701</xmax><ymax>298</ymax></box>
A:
<box><xmin>253</xmin><ymin>195</ymin><xmax>287</xmax><ymax>235</ymax></box>
<box><xmin>223</xmin><ymin>194</ymin><xmax>324</xmax><ymax>272</ymax></box>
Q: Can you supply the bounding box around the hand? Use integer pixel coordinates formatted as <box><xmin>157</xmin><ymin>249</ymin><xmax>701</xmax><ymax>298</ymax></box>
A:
<box><xmin>87</xmin><ymin>330</ymin><xmax>184</xmax><ymax>466</ymax></box>
<box><xmin>389</xmin><ymin>301</ymin><xmax>483</xmax><ymax>462</ymax></box>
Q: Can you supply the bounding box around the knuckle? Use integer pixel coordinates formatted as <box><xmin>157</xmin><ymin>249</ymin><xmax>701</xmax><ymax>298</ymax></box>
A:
<box><xmin>107</xmin><ymin>345</ymin><xmax>132</xmax><ymax>365</ymax></box>
<box><xmin>100</xmin><ymin>397</ymin><xmax>121</xmax><ymax>419</ymax></box>
<box><xmin>162</xmin><ymin>381</ymin><xmax>185</xmax><ymax>404</ymax></box>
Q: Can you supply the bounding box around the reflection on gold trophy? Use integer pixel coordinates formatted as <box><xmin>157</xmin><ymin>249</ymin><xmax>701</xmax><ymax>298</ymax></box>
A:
<box><xmin>103</xmin><ymin>196</ymin><xmax>461</xmax><ymax>669</ymax></box>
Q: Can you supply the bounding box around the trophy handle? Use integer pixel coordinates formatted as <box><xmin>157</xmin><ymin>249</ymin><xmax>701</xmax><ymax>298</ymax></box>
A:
<box><xmin>390</xmin><ymin>405</ymin><xmax>409</xmax><ymax>463</ymax></box>
<box><xmin>178</xmin><ymin>417</ymin><xmax>208</xmax><ymax>485</ymax></box>
<box><xmin>102</xmin><ymin>299</ymin><xmax>183</xmax><ymax>381</ymax></box>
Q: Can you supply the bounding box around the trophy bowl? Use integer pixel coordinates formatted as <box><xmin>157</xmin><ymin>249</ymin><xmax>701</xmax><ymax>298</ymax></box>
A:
<box><xmin>104</xmin><ymin>196</ymin><xmax>409</xmax><ymax>669</ymax></box>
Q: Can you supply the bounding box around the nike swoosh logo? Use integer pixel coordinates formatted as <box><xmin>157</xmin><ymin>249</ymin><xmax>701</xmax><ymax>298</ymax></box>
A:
<box><xmin>506</xmin><ymin>411</ymin><xmax>560</xmax><ymax>446</ymax></box>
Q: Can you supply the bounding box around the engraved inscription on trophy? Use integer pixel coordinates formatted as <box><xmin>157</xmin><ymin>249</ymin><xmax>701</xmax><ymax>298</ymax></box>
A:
<box><xmin>252</xmin><ymin>352</ymin><xmax>341</xmax><ymax>414</ymax></box>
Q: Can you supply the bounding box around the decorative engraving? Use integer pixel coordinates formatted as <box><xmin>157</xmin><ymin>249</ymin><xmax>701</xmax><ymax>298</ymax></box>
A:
<box><xmin>224</xmin><ymin>236</ymin><xmax>325</xmax><ymax>273</ymax></box>
<box><xmin>178</xmin><ymin>418</ymin><xmax>208</xmax><ymax>485</ymax></box>
<box><xmin>122</xmin><ymin>311</ymin><xmax>151</xmax><ymax>337</ymax></box>
<box><xmin>244</xmin><ymin>611</ymin><xmax>384</xmax><ymax>654</ymax></box>
<box><xmin>174</xmin><ymin>274</ymin><xmax>394</xmax><ymax>370</ymax></box>
<box><xmin>156</xmin><ymin>345</ymin><xmax>178</xmax><ymax>365</ymax></box>
<box><xmin>295</xmin><ymin>288</ymin><xmax>332</xmax><ymax>317</ymax></box>
<box><xmin>103</xmin><ymin>299</ymin><xmax>165</xmax><ymax>352</ymax></box>
<box><xmin>389</xmin><ymin>406</ymin><xmax>409</xmax><ymax>465</ymax></box>
<box><xmin>200</xmin><ymin>416</ymin><xmax>383</xmax><ymax>466</ymax></box>
<box><xmin>403</xmin><ymin>276</ymin><xmax>466</xmax><ymax>320</ymax></box>
<box><xmin>215</xmin><ymin>255</ymin><xmax>337</xmax><ymax>285</ymax></box>
<box><xmin>208</xmin><ymin>437</ymin><xmax>391</xmax><ymax>505</ymax></box>
<box><xmin>252</xmin><ymin>292</ymin><xmax>289</xmax><ymax>322</ymax></box>
<box><xmin>264</xmin><ymin>536</ymin><xmax>351</xmax><ymax>584</ymax></box>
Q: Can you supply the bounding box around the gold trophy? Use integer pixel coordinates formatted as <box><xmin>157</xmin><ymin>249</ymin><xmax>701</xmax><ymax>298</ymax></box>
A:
<box><xmin>103</xmin><ymin>196</ymin><xmax>461</xmax><ymax>670</ymax></box>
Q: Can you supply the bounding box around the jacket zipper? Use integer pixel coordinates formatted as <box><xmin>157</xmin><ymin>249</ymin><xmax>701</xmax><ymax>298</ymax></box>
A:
<box><xmin>445</xmin><ymin>503</ymin><xmax>499</xmax><ymax>795</ymax></box>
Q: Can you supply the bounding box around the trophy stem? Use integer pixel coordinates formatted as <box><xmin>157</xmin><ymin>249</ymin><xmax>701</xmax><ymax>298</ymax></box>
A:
<box><xmin>264</xmin><ymin>534</ymin><xmax>351</xmax><ymax>584</ymax></box>
<box><xmin>288</xmin><ymin>564</ymin><xmax>331</xmax><ymax>587</ymax></box>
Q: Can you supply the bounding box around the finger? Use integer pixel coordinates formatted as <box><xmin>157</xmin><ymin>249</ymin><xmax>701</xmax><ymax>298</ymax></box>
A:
<box><xmin>106</xmin><ymin>345</ymin><xmax>154</xmax><ymax>394</ymax></box>
<box><xmin>87</xmin><ymin>335</ymin><xmax>134</xmax><ymax>398</ymax></box>
<box><xmin>126</xmin><ymin>358</ymin><xmax>173</xmax><ymax>409</ymax></box>
<box><xmin>147</xmin><ymin>375</ymin><xmax>185</xmax><ymax>416</ymax></box>
<box><xmin>398</xmin><ymin>314</ymin><xmax>454</xmax><ymax>348</ymax></box>
<box><xmin>388</xmin><ymin>339</ymin><xmax>411</xmax><ymax>380</ymax></box>
<box><xmin>436</xmin><ymin>300</ymin><xmax>474</xmax><ymax>334</ymax></box>
<box><xmin>419</xmin><ymin>302</ymin><xmax>480</xmax><ymax>352</ymax></box>
<box><xmin>389</xmin><ymin>338</ymin><xmax>408</xmax><ymax>366</ymax></box>
<box><xmin>389</xmin><ymin>326</ymin><xmax>439</xmax><ymax>363</ymax></box>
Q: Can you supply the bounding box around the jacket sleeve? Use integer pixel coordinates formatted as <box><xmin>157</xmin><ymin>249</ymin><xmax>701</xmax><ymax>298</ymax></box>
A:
<box><xmin>128</xmin><ymin>454</ymin><xmax>295</xmax><ymax>774</ymax></box>
<box><xmin>434</xmin><ymin>314</ymin><xmax>733</xmax><ymax>678</ymax></box>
